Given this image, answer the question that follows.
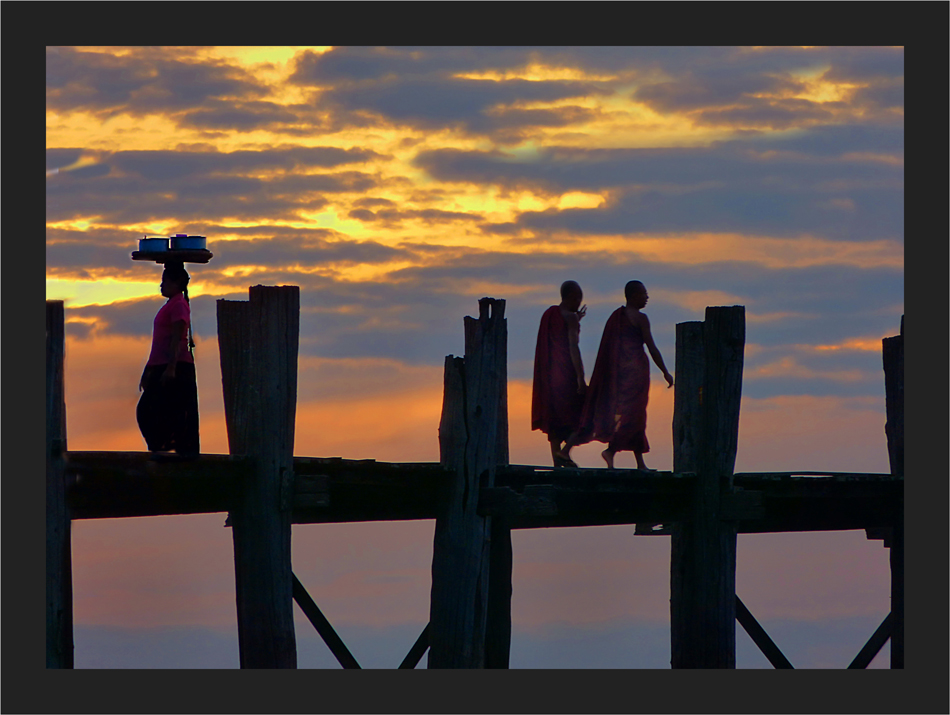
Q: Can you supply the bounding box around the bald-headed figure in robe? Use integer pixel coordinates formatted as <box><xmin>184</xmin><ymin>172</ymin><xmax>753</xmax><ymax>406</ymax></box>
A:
<box><xmin>532</xmin><ymin>280</ymin><xmax>587</xmax><ymax>467</ymax></box>
<box><xmin>560</xmin><ymin>280</ymin><xmax>673</xmax><ymax>470</ymax></box>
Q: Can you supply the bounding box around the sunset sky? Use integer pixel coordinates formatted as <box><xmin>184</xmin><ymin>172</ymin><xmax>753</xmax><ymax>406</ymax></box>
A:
<box><xmin>46</xmin><ymin>46</ymin><xmax>903</xmax><ymax>669</ymax></box>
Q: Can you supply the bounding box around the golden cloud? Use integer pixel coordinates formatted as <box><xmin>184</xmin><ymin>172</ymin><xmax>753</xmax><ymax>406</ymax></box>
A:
<box><xmin>505</xmin><ymin>232</ymin><xmax>903</xmax><ymax>270</ymax></box>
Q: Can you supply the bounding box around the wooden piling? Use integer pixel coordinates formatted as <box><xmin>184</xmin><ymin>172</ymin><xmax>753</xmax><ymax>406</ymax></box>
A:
<box><xmin>889</xmin><ymin>513</ymin><xmax>903</xmax><ymax>669</ymax></box>
<box><xmin>883</xmin><ymin>316</ymin><xmax>903</xmax><ymax>480</ymax></box>
<box><xmin>486</xmin><ymin>314</ymin><xmax>511</xmax><ymax>669</ymax></box>
<box><xmin>883</xmin><ymin>316</ymin><xmax>903</xmax><ymax>668</ymax></box>
<box><xmin>485</xmin><ymin>513</ymin><xmax>513</xmax><ymax>668</ymax></box>
<box><xmin>429</xmin><ymin>298</ymin><xmax>506</xmax><ymax>668</ymax></box>
<box><xmin>46</xmin><ymin>301</ymin><xmax>73</xmax><ymax>668</ymax></box>
<box><xmin>670</xmin><ymin>306</ymin><xmax>744</xmax><ymax>668</ymax></box>
<box><xmin>217</xmin><ymin>286</ymin><xmax>300</xmax><ymax>668</ymax></box>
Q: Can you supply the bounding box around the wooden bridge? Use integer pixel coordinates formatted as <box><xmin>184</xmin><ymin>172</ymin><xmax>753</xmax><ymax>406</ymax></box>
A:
<box><xmin>46</xmin><ymin>287</ymin><xmax>903</xmax><ymax>669</ymax></box>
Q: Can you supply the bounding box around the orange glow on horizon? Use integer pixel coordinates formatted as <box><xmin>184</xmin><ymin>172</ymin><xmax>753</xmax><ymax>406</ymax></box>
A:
<box><xmin>502</xmin><ymin>232</ymin><xmax>903</xmax><ymax>270</ymax></box>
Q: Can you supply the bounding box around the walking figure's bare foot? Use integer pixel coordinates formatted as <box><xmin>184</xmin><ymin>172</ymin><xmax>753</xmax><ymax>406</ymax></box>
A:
<box><xmin>601</xmin><ymin>449</ymin><xmax>615</xmax><ymax>469</ymax></box>
<box><xmin>554</xmin><ymin>450</ymin><xmax>578</xmax><ymax>468</ymax></box>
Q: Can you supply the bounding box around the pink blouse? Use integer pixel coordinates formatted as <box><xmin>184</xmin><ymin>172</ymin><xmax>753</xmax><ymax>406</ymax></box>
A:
<box><xmin>147</xmin><ymin>293</ymin><xmax>194</xmax><ymax>365</ymax></box>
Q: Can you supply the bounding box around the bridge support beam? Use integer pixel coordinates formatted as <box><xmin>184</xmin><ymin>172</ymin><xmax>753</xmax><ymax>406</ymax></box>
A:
<box><xmin>429</xmin><ymin>298</ymin><xmax>508</xmax><ymax>668</ymax></box>
<box><xmin>670</xmin><ymin>306</ymin><xmax>744</xmax><ymax>668</ymax></box>
<box><xmin>218</xmin><ymin>286</ymin><xmax>299</xmax><ymax>668</ymax></box>
<box><xmin>46</xmin><ymin>301</ymin><xmax>74</xmax><ymax>668</ymax></box>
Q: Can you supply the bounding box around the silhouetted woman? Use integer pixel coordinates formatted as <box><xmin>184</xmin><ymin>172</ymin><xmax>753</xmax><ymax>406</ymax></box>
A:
<box><xmin>137</xmin><ymin>261</ymin><xmax>200</xmax><ymax>457</ymax></box>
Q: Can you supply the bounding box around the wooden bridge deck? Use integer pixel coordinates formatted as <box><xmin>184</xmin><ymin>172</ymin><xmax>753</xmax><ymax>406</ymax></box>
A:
<box><xmin>66</xmin><ymin>451</ymin><xmax>901</xmax><ymax>534</ymax></box>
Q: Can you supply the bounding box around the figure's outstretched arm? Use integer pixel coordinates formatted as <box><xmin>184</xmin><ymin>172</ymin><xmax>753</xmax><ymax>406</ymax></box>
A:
<box><xmin>640</xmin><ymin>314</ymin><xmax>674</xmax><ymax>388</ymax></box>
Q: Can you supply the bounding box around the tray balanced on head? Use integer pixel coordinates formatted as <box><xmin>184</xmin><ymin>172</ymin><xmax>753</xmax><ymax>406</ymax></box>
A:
<box><xmin>131</xmin><ymin>249</ymin><xmax>214</xmax><ymax>264</ymax></box>
<box><xmin>132</xmin><ymin>234</ymin><xmax>213</xmax><ymax>264</ymax></box>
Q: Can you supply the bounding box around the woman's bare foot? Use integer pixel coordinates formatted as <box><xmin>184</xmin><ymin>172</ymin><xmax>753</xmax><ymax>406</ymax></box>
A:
<box><xmin>601</xmin><ymin>449</ymin><xmax>615</xmax><ymax>469</ymax></box>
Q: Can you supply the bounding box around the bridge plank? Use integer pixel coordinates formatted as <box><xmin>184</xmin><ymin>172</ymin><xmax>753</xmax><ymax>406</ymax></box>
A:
<box><xmin>66</xmin><ymin>453</ymin><xmax>901</xmax><ymax>531</ymax></box>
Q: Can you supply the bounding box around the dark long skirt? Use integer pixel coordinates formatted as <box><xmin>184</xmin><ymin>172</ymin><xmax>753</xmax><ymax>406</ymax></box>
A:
<box><xmin>137</xmin><ymin>362</ymin><xmax>200</xmax><ymax>455</ymax></box>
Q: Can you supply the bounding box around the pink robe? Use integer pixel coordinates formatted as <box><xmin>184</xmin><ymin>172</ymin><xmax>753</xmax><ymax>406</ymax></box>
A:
<box><xmin>575</xmin><ymin>307</ymin><xmax>650</xmax><ymax>453</ymax></box>
<box><xmin>531</xmin><ymin>306</ymin><xmax>584</xmax><ymax>442</ymax></box>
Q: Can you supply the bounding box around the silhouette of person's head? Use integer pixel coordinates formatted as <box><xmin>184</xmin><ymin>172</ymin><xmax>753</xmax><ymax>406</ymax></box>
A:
<box><xmin>161</xmin><ymin>262</ymin><xmax>191</xmax><ymax>300</ymax></box>
<box><xmin>624</xmin><ymin>280</ymin><xmax>648</xmax><ymax>309</ymax></box>
<box><xmin>560</xmin><ymin>280</ymin><xmax>583</xmax><ymax>312</ymax></box>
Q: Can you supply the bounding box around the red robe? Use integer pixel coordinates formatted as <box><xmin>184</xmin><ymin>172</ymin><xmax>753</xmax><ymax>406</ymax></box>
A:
<box><xmin>532</xmin><ymin>305</ymin><xmax>584</xmax><ymax>442</ymax></box>
<box><xmin>575</xmin><ymin>307</ymin><xmax>650</xmax><ymax>453</ymax></box>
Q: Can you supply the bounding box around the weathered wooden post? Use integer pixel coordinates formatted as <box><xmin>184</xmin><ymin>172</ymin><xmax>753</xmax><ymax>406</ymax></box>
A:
<box><xmin>883</xmin><ymin>316</ymin><xmax>903</xmax><ymax>668</ymax></box>
<box><xmin>217</xmin><ymin>285</ymin><xmax>300</xmax><ymax>668</ymax></box>
<box><xmin>46</xmin><ymin>301</ymin><xmax>74</xmax><ymax>668</ymax></box>
<box><xmin>430</xmin><ymin>297</ymin><xmax>507</xmax><ymax>668</ymax></box>
<box><xmin>670</xmin><ymin>306</ymin><xmax>744</xmax><ymax>668</ymax></box>
<box><xmin>485</xmin><ymin>322</ymin><xmax>511</xmax><ymax>669</ymax></box>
